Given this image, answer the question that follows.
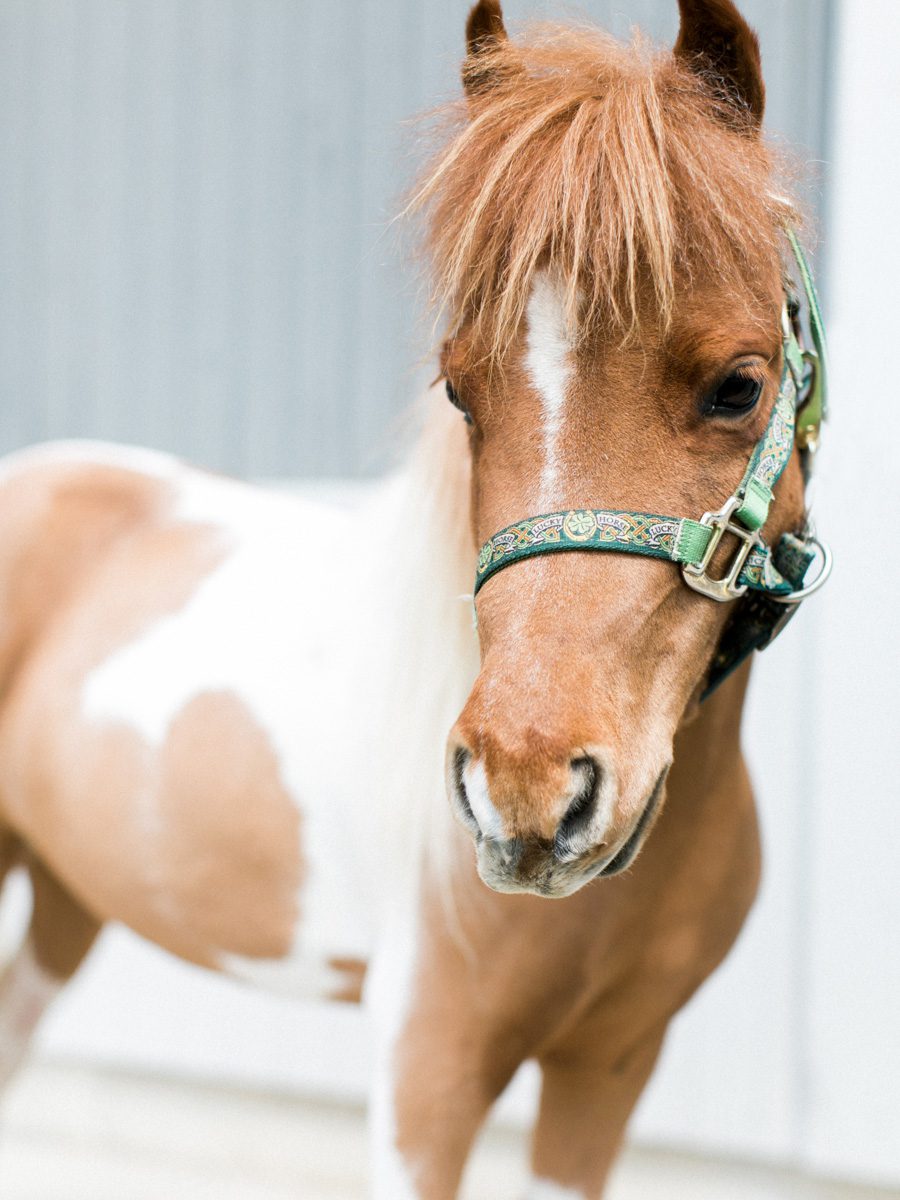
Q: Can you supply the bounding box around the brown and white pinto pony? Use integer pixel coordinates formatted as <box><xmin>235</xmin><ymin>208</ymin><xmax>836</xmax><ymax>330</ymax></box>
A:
<box><xmin>0</xmin><ymin>2</ymin><xmax>811</xmax><ymax>1196</ymax></box>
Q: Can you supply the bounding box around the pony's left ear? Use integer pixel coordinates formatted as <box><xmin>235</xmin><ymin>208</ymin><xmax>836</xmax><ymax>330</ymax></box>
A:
<box><xmin>462</xmin><ymin>0</ymin><xmax>516</xmax><ymax>99</ymax></box>
<box><xmin>674</xmin><ymin>0</ymin><xmax>765</xmax><ymax>128</ymax></box>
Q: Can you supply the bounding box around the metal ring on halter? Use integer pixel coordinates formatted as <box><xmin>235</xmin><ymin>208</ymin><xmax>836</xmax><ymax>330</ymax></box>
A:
<box><xmin>773</xmin><ymin>535</ymin><xmax>833</xmax><ymax>605</ymax></box>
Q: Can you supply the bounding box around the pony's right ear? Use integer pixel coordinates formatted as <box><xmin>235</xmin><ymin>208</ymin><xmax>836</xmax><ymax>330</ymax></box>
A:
<box><xmin>674</xmin><ymin>0</ymin><xmax>765</xmax><ymax>128</ymax></box>
<box><xmin>462</xmin><ymin>0</ymin><xmax>514</xmax><ymax>99</ymax></box>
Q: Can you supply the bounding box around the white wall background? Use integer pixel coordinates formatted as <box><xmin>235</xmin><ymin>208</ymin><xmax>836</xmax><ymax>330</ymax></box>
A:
<box><xmin>4</xmin><ymin>0</ymin><xmax>898</xmax><ymax>1188</ymax></box>
<box><xmin>805</xmin><ymin>0</ymin><xmax>900</xmax><ymax>1184</ymax></box>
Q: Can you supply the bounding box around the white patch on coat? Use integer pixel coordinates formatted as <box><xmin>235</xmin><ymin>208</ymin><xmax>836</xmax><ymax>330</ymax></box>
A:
<box><xmin>462</xmin><ymin>757</ymin><xmax>506</xmax><ymax>840</ymax></box>
<box><xmin>81</xmin><ymin>472</ymin><xmax>376</xmax><ymax>984</ymax></box>
<box><xmin>0</xmin><ymin>940</ymin><xmax>61</xmax><ymax>1085</ymax></box>
<box><xmin>525</xmin><ymin>272</ymin><xmax>574</xmax><ymax>506</ymax></box>
<box><xmin>525</xmin><ymin>1179</ymin><xmax>587</xmax><ymax>1200</ymax></box>
<box><xmin>218</xmin><ymin>951</ymin><xmax>350</xmax><ymax>1000</ymax></box>
<box><xmin>78</xmin><ymin>405</ymin><xmax>480</xmax><ymax>1000</ymax></box>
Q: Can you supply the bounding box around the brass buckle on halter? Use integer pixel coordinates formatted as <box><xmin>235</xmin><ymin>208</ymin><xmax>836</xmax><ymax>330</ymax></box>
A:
<box><xmin>795</xmin><ymin>348</ymin><xmax>824</xmax><ymax>455</ymax></box>
<box><xmin>681</xmin><ymin>496</ymin><xmax>761</xmax><ymax>603</ymax></box>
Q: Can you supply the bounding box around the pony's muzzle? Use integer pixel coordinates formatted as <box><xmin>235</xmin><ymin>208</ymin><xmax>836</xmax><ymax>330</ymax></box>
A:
<box><xmin>447</xmin><ymin>734</ymin><xmax>667</xmax><ymax>896</ymax></box>
<box><xmin>447</xmin><ymin>743</ymin><xmax>610</xmax><ymax>862</ymax></box>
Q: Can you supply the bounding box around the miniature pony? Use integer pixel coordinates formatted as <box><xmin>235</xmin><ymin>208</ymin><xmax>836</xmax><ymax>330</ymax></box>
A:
<box><xmin>0</xmin><ymin>3</ymin><xmax>826</xmax><ymax>1197</ymax></box>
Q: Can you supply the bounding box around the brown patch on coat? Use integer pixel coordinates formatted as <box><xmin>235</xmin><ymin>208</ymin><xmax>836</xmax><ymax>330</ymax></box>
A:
<box><xmin>1</xmin><ymin>687</ymin><xmax>305</xmax><ymax>969</ymax></box>
<box><xmin>0</xmin><ymin>457</ymin><xmax>173</xmax><ymax>695</ymax></box>
<box><xmin>0</xmin><ymin>456</ymin><xmax>304</xmax><ymax>969</ymax></box>
<box><xmin>327</xmin><ymin>957</ymin><xmax>367</xmax><ymax>1004</ymax></box>
<box><xmin>152</xmin><ymin>691</ymin><xmax>304</xmax><ymax>961</ymax></box>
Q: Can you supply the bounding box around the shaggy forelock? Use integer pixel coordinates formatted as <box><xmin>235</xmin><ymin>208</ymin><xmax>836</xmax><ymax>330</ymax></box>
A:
<box><xmin>410</xmin><ymin>22</ymin><xmax>797</xmax><ymax>360</ymax></box>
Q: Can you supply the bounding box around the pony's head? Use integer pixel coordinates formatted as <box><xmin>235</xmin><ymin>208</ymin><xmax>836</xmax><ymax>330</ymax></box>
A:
<box><xmin>417</xmin><ymin>0</ymin><xmax>809</xmax><ymax>897</ymax></box>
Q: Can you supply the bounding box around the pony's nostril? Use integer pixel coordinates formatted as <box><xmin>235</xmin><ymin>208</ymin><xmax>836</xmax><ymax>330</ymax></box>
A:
<box><xmin>555</xmin><ymin>756</ymin><xmax>601</xmax><ymax>859</ymax></box>
<box><xmin>449</xmin><ymin>745</ymin><xmax>481</xmax><ymax>837</ymax></box>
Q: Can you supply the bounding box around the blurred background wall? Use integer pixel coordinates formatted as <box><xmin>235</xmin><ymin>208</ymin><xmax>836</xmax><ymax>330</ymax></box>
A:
<box><xmin>3</xmin><ymin>0</ymin><xmax>898</xmax><ymax>1189</ymax></box>
<box><xmin>0</xmin><ymin>0</ymin><xmax>830</xmax><ymax>478</ymax></box>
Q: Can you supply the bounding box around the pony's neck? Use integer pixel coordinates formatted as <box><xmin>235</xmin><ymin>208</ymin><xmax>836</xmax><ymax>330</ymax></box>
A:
<box><xmin>653</xmin><ymin>660</ymin><xmax>756</xmax><ymax>879</ymax></box>
<box><xmin>674</xmin><ymin>664</ymin><xmax>752</xmax><ymax>788</ymax></box>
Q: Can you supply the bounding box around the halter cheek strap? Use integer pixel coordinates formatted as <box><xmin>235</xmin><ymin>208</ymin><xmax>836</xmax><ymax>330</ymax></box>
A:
<box><xmin>472</xmin><ymin>230</ymin><xmax>832</xmax><ymax>695</ymax></box>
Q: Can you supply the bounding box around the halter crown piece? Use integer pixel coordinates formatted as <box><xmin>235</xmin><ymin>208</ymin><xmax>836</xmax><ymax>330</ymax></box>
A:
<box><xmin>473</xmin><ymin>229</ymin><xmax>832</xmax><ymax>697</ymax></box>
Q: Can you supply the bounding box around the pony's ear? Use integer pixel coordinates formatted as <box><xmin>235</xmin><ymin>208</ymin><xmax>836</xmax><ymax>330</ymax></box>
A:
<box><xmin>462</xmin><ymin>0</ymin><xmax>514</xmax><ymax>99</ymax></box>
<box><xmin>674</xmin><ymin>0</ymin><xmax>765</xmax><ymax>127</ymax></box>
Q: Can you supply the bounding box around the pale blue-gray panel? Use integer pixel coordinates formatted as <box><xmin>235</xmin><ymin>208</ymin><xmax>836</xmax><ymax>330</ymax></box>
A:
<box><xmin>0</xmin><ymin>1</ymin><xmax>832</xmax><ymax>478</ymax></box>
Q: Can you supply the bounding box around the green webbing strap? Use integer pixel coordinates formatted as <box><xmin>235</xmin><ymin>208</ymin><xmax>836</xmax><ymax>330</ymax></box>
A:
<box><xmin>786</xmin><ymin>227</ymin><xmax>829</xmax><ymax>449</ymax></box>
<box><xmin>474</xmin><ymin>506</ymin><xmax>802</xmax><ymax>597</ymax></box>
<box><xmin>733</xmin><ymin>359</ymin><xmax>798</xmax><ymax>529</ymax></box>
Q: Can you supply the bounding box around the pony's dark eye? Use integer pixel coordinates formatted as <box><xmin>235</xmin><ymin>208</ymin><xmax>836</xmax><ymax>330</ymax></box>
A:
<box><xmin>445</xmin><ymin>379</ymin><xmax>473</xmax><ymax>425</ymax></box>
<box><xmin>706</xmin><ymin>372</ymin><xmax>763</xmax><ymax>416</ymax></box>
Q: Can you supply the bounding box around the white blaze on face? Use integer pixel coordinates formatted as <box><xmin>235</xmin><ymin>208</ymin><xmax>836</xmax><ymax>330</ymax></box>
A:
<box><xmin>525</xmin><ymin>272</ymin><xmax>575</xmax><ymax>507</ymax></box>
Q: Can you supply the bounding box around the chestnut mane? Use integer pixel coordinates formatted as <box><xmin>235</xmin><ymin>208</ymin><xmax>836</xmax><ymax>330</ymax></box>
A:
<box><xmin>412</xmin><ymin>21</ymin><xmax>797</xmax><ymax>358</ymax></box>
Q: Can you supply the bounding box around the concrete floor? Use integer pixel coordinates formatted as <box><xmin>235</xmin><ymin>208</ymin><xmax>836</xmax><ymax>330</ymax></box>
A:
<box><xmin>0</xmin><ymin>1060</ymin><xmax>896</xmax><ymax>1200</ymax></box>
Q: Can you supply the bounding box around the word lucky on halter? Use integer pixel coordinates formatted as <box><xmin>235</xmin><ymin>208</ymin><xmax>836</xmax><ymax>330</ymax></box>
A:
<box><xmin>473</xmin><ymin>229</ymin><xmax>833</xmax><ymax>697</ymax></box>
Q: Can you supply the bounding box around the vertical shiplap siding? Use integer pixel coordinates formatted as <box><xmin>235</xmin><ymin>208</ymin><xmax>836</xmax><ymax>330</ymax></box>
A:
<box><xmin>0</xmin><ymin>0</ymin><xmax>831</xmax><ymax>478</ymax></box>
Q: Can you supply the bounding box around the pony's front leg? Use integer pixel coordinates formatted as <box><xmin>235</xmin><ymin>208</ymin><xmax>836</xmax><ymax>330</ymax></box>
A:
<box><xmin>526</xmin><ymin>1014</ymin><xmax>667</xmax><ymax>1200</ymax></box>
<box><xmin>0</xmin><ymin>852</ymin><xmax>100</xmax><ymax>1088</ymax></box>
<box><xmin>367</xmin><ymin>897</ymin><xmax>520</xmax><ymax>1200</ymax></box>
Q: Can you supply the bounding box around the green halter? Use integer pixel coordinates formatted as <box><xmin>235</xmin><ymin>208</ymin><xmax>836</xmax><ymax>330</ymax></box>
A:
<box><xmin>473</xmin><ymin>230</ymin><xmax>832</xmax><ymax>696</ymax></box>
